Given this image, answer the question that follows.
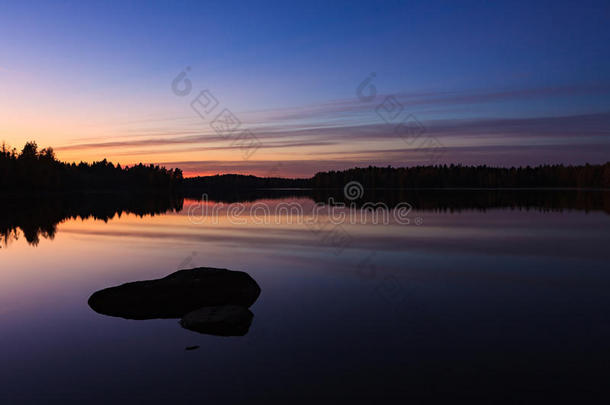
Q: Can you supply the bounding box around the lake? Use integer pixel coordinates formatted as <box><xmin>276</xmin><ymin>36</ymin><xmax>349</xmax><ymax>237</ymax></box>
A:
<box><xmin>1</xmin><ymin>190</ymin><xmax>610</xmax><ymax>403</ymax></box>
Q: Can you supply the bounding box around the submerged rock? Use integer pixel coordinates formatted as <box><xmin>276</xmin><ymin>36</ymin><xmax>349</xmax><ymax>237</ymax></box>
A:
<box><xmin>180</xmin><ymin>305</ymin><xmax>254</xmax><ymax>336</ymax></box>
<box><xmin>88</xmin><ymin>267</ymin><xmax>261</xmax><ymax>320</ymax></box>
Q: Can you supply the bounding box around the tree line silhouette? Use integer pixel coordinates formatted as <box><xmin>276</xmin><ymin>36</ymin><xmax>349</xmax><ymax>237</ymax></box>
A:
<box><xmin>1</xmin><ymin>141</ymin><xmax>183</xmax><ymax>191</ymax></box>
<box><xmin>3</xmin><ymin>141</ymin><xmax>610</xmax><ymax>192</ymax></box>
<box><xmin>184</xmin><ymin>173</ymin><xmax>309</xmax><ymax>191</ymax></box>
<box><xmin>3</xmin><ymin>141</ymin><xmax>608</xmax><ymax>247</ymax></box>
<box><xmin>311</xmin><ymin>164</ymin><xmax>610</xmax><ymax>189</ymax></box>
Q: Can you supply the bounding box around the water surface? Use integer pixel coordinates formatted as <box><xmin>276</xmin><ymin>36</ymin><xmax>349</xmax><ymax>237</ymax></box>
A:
<box><xmin>1</xmin><ymin>191</ymin><xmax>610</xmax><ymax>402</ymax></box>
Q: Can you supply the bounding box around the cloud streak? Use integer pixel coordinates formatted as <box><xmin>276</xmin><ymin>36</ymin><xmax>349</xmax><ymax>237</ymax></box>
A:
<box><xmin>158</xmin><ymin>141</ymin><xmax>610</xmax><ymax>178</ymax></box>
<box><xmin>52</xmin><ymin>83</ymin><xmax>610</xmax><ymax>175</ymax></box>
<box><xmin>57</xmin><ymin>111</ymin><xmax>610</xmax><ymax>151</ymax></box>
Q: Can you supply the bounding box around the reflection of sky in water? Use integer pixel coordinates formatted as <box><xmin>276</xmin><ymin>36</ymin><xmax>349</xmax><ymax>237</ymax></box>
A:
<box><xmin>1</xmin><ymin>198</ymin><xmax>610</xmax><ymax>401</ymax></box>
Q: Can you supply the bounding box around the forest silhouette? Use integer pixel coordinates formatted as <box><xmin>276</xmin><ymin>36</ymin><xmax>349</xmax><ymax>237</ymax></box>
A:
<box><xmin>2</xmin><ymin>141</ymin><xmax>610</xmax><ymax>246</ymax></box>
<box><xmin>3</xmin><ymin>141</ymin><xmax>610</xmax><ymax>192</ymax></box>
<box><xmin>310</xmin><ymin>164</ymin><xmax>610</xmax><ymax>189</ymax></box>
<box><xmin>1</xmin><ymin>141</ymin><xmax>183</xmax><ymax>191</ymax></box>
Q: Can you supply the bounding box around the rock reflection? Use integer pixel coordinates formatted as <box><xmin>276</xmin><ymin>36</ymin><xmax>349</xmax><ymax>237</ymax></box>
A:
<box><xmin>88</xmin><ymin>267</ymin><xmax>261</xmax><ymax>337</ymax></box>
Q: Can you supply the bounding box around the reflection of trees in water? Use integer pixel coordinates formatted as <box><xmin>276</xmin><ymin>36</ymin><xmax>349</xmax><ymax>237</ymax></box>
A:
<box><xmin>310</xmin><ymin>189</ymin><xmax>610</xmax><ymax>214</ymax></box>
<box><xmin>186</xmin><ymin>188</ymin><xmax>610</xmax><ymax>213</ymax></box>
<box><xmin>0</xmin><ymin>193</ymin><xmax>183</xmax><ymax>246</ymax></box>
<box><xmin>184</xmin><ymin>188</ymin><xmax>311</xmax><ymax>203</ymax></box>
<box><xmin>2</xmin><ymin>189</ymin><xmax>609</xmax><ymax>247</ymax></box>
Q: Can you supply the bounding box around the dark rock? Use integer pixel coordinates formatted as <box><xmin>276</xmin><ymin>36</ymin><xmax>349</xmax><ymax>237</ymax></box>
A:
<box><xmin>185</xmin><ymin>345</ymin><xmax>200</xmax><ymax>351</ymax></box>
<box><xmin>88</xmin><ymin>267</ymin><xmax>261</xmax><ymax>320</ymax></box>
<box><xmin>180</xmin><ymin>305</ymin><xmax>254</xmax><ymax>336</ymax></box>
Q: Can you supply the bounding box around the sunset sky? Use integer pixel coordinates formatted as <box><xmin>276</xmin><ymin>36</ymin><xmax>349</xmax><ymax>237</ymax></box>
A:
<box><xmin>1</xmin><ymin>0</ymin><xmax>609</xmax><ymax>177</ymax></box>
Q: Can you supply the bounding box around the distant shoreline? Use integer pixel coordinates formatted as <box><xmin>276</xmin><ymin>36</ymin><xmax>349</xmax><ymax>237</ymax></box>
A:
<box><xmin>3</xmin><ymin>141</ymin><xmax>609</xmax><ymax>191</ymax></box>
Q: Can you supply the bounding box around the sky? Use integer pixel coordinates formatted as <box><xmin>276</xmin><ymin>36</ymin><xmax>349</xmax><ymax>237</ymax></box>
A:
<box><xmin>1</xmin><ymin>0</ymin><xmax>609</xmax><ymax>177</ymax></box>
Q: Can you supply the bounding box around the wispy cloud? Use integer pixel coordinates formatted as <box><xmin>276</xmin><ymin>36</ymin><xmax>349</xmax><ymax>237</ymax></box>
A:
<box><xmin>57</xmin><ymin>111</ymin><xmax>610</xmax><ymax>152</ymax></box>
<box><xmin>240</xmin><ymin>83</ymin><xmax>610</xmax><ymax>123</ymax></box>
<box><xmin>158</xmin><ymin>139</ymin><xmax>610</xmax><ymax>178</ymax></box>
<box><xmin>53</xmin><ymin>83</ymin><xmax>610</xmax><ymax>175</ymax></box>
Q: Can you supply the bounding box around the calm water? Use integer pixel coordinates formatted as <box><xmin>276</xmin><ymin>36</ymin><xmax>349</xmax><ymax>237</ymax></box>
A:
<box><xmin>1</xmin><ymin>191</ymin><xmax>610</xmax><ymax>403</ymax></box>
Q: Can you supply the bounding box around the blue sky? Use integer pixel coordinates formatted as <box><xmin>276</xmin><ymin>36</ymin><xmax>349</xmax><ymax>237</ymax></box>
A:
<box><xmin>1</xmin><ymin>0</ymin><xmax>609</xmax><ymax>176</ymax></box>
